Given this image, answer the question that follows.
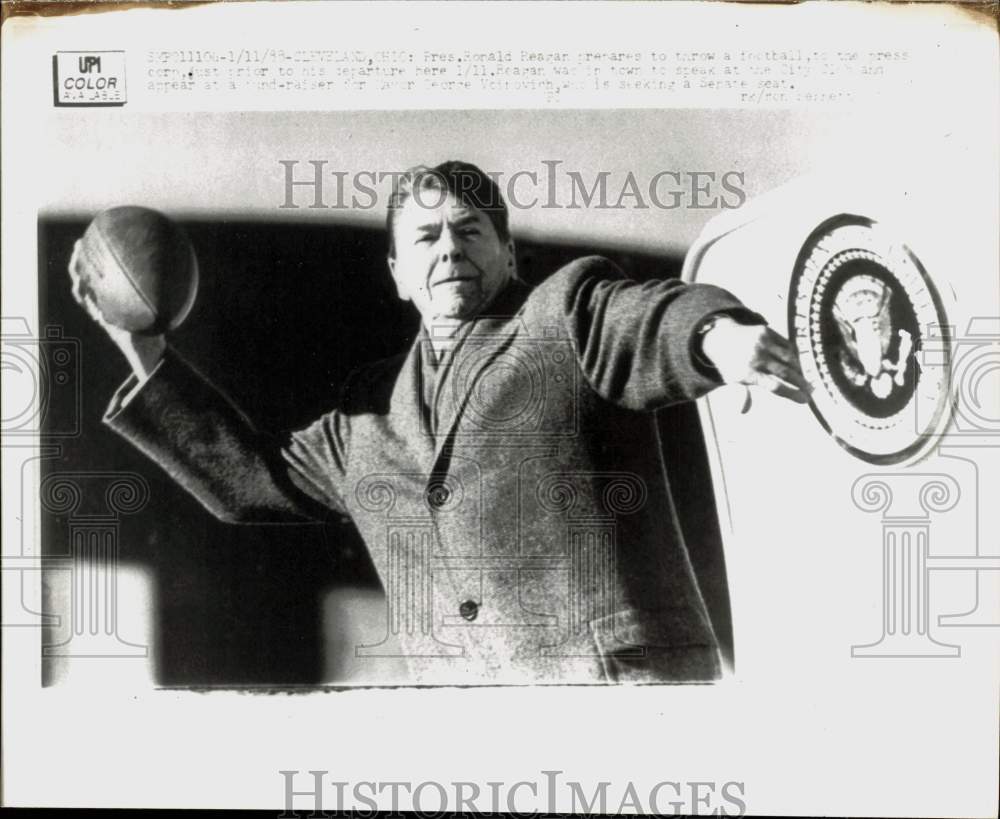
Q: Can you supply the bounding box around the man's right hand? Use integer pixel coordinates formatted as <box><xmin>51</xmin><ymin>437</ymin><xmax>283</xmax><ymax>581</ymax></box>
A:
<box><xmin>68</xmin><ymin>239</ymin><xmax>166</xmax><ymax>380</ymax></box>
<box><xmin>700</xmin><ymin>315</ymin><xmax>812</xmax><ymax>404</ymax></box>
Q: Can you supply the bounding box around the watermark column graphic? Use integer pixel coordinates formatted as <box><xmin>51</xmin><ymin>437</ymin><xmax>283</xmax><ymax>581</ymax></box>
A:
<box><xmin>354</xmin><ymin>472</ymin><xmax>464</xmax><ymax>659</ymax></box>
<box><xmin>3</xmin><ymin>448</ymin><xmax>61</xmax><ymax>627</ymax></box>
<box><xmin>851</xmin><ymin>317</ymin><xmax>1000</xmax><ymax>658</ymax></box>
<box><xmin>41</xmin><ymin>472</ymin><xmax>149</xmax><ymax>658</ymax></box>
<box><xmin>851</xmin><ymin>473</ymin><xmax>961</xmax><ymax>657</ymax></box>
<box><xmin>2</xmin><ymin>316</ymin><xmax>150</xmax><ymax>658</ymax></box>
<box><xmin>935</xmin><ymin>449</ymin><xmax>1000</xmax><ymax>628</ymax></box>
<box><xmin>535</xmin><ymin>470</ymin><xmax>648</xmax><ymax>659</ymax></box>
<box><xmin>352</xmin><ymin>467</ymin><xmax>651</xmax><ymax>663</ymax></box>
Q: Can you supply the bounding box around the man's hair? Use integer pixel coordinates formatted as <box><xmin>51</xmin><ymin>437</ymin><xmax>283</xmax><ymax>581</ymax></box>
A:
<box><xmin>386</xmin><ymin>160</ymin><xmax>510</xmax><ymax>257</ymax></box>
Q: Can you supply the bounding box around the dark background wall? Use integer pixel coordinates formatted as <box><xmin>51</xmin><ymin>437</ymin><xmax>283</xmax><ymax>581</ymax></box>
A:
<box><xmin>39</xmin><ymin>216</ymin><xmax>730</xmax><ymax>685</ymax></box>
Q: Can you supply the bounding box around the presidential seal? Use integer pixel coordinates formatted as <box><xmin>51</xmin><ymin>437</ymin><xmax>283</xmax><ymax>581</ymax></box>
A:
<box><xmin>789</xmin><ymin>216</ymin><xmax>951</xmax><ymax>464</ymax></box>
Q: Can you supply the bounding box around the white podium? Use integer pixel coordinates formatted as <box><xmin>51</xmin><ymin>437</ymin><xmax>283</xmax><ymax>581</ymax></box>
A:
<box><xmin>684</xmin><ymin>167</ymin><xmax>999</xmax><ymax>675</ymax></box>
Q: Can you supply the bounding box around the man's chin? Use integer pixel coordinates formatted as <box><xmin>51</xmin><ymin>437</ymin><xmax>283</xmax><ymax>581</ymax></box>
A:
<box><xmin>428</xmin><ymin>297</ymin><xmax>486</xmax><ymax>323</ymax></box>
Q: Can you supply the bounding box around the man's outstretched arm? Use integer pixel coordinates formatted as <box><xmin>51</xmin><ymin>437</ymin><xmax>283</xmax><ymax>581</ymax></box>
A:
<box><xmin>103</xmin><ymin>347</ymin><xmax>346</xmax><ymax>524</ymax></box>
<box><xmin>547</xmin><ymin>255</ymin><xmax>811</xmax><ymax>410</ymax></box>
<box><xmin>69</xmin><ymin>240</ymin><xmax>347</xmax><ymax>524</ymax></box>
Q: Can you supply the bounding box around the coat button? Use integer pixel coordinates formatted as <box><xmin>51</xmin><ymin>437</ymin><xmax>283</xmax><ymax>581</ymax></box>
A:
<box><xmin>459</xmin><ymin>600</ymin><xmax>479</xmax><ymax>621</ymax></box>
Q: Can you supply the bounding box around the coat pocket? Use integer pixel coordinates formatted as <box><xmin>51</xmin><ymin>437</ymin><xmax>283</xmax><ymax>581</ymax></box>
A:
<box><xmin>589</xmin><ymin>607</ymin><xmax>721</xmax><ymax>684</ymax></box>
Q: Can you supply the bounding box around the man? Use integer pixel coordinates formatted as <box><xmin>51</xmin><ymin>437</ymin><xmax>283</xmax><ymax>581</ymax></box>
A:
<box><xmin>69</xmin><ymin>160</ymin><xmax>810</xmax><ymax>685</ymax></box>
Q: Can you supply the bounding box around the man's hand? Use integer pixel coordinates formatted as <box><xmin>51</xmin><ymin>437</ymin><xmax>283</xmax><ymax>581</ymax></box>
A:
<box><xmin>700</xmin><ymin>315</ymin><xmax>812</xmax><ymax>404</ymax></box>
<box><xmin>68</xmin><ymin>239</ymin><xmax>166</xmax><ymax>380</ymax></box>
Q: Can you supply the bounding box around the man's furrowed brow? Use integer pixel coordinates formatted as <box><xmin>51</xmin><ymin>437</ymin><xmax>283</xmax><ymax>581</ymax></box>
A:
<box><xmin>450</xmin><ymin>212</ymin><xmax>485</xmax><ymax>227</ymax></box>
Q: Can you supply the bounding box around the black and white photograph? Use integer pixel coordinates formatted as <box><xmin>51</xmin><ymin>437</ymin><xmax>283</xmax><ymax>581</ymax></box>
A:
<box><xmin>3</xmin><ymin>1</ymin><xmax>998</xmax><ymax>814</ymax></box>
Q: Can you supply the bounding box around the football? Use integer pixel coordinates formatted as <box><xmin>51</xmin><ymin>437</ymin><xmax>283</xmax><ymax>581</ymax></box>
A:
<box><xmin>76</xmin><ymin>206</ymin><xmax>199</xmax><ymax>335</ymax></box>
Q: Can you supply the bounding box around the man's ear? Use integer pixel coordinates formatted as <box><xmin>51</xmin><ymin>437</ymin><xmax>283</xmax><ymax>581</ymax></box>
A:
<box><xmin>387</xmin><ymin>255</ymin><xmax>411</xmax><ymax>302</ymax></box>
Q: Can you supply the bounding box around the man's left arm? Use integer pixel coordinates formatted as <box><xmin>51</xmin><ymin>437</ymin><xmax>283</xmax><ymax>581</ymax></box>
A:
<box><xmin>549</xmin><ymin>255</ymin><xmax>810</xmax><ymax>410</ymax></box>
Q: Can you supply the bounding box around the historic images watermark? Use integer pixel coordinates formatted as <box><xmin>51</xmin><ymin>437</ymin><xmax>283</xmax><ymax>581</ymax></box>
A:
<box><xmin>278</xmin><ymin>769</ymin><xmax>747</xmax><ymax>816</ymax></box>
<box><xmin>278</xmin><ymin>160</ymin><xmax>748</xmax><ymax>212</ymax></box>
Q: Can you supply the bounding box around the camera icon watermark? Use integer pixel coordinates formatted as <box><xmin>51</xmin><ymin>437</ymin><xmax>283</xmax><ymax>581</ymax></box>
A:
<box><xmin>419</xmin><ymin>320</ymin><xmax>580</xmax><ymax>440</ymax></box>
<box><xmin>917</xmin><ymin>316</ymin><xmax>1000</xmax><ymax>441</ymax></box>
<box><xmin>1</xmin><ymin>317</ymin><xmax>81</xmax><ymax>439</ymax></box>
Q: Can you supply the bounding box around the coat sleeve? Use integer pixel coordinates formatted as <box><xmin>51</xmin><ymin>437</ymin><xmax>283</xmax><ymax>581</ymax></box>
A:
<box><xmin>103</xmin><ymin>346</ymin><xmax>350</xmax><ymax>524</ymax></box>
<box><xmin>547</xmin><ymin>255</ymin><xmax>764</xmax><ymax>411</ymax></box>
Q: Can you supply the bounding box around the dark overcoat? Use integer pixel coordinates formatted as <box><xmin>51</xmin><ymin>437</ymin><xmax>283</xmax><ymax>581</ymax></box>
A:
<box><xmin>106</xmin><ymin>255</ymin><xmax>754</xmax><ymax>684</ymax></box>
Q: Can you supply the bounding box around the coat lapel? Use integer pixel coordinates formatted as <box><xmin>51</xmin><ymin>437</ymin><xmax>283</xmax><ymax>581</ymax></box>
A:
<box><xmin>389</xmin><ymin>338</ymin><xmax>437</xmax><ymax>471</ymax></box>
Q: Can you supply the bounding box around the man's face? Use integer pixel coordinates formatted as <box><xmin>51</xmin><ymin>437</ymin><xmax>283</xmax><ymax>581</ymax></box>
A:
<box><xmin>388</xmin><ymin>190</ymin><xmax>515</xmax><ymax>325</ymax></box>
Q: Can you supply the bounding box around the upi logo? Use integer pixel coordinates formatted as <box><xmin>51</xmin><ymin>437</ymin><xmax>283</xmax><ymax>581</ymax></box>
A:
<box><xmin>52</xmin><ymin>51</ymin><xmax>126</xmax><ymax>107</ymax></box>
